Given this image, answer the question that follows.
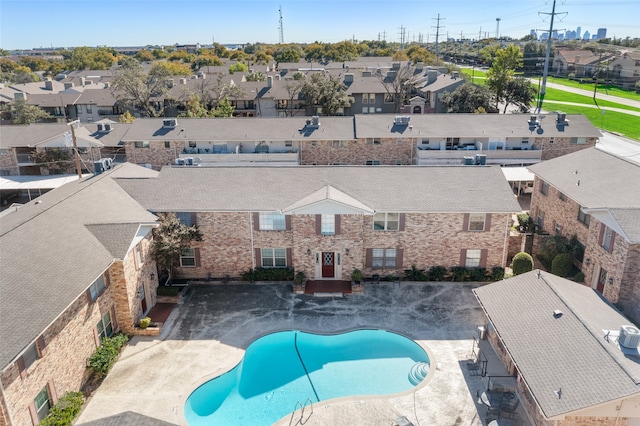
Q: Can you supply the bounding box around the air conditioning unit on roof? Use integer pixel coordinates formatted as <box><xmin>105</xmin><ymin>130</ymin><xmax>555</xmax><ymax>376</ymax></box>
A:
<box><xmin>620</xmin><ymin>325</ymin><xmax>640</xmax><ymax>349</ymax></box>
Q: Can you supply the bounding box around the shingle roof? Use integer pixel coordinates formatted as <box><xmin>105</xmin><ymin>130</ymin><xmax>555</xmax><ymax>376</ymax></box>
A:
<box><xmin>355</xmin><ymin>113</ymin><xmax>601</xmax><ymax>139</ymax></box>
<box><xmin>0</xmin><ymin>163</ymin><xmax>158</xmax><ymax>370</ymax></box>
<box><xmin>528</xmin><ymin>148</ymin><xmax>640</xmax><ymax>208</ymax></box>
<box><xmin>86</xmin><ymin>223</ymin><xmax>142</xmax><ymax>259</ymax></box>
<box><xmin>115</xmin><ymin>165</ymin><xmax>521</xmax><ymax>214</ymax></box>
<box><xmin>0</xmin><ymin>123</ymin><xmax>71</xmax><ymax>148</ymax></box>
<box><xmin>474</xmin><ymin>271</ymin><xmax>640</xmax><ymax>418</ymax></box>
<box><xmin>609</xmin><ymin>208</ymin><xmax>640</xmax><ymax>243</ymax></box>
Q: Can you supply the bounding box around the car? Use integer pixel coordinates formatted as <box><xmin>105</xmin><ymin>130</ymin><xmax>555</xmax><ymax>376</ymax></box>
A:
<box><xmin>521</xmin><ymin>181</ymin><xmax>534</xmax><ymax>195</ymax></box>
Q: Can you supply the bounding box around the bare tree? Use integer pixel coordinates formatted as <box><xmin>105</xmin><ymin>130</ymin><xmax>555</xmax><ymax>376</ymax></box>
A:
<box><xmin>110</xmin><ymin>58</ymin><xmax>172</xmax><ymax>117</ymax></box>
<box><xmin>378</xmin><ymin>62</ymin><xmax>419</xmax><ymax>113</ymax></box>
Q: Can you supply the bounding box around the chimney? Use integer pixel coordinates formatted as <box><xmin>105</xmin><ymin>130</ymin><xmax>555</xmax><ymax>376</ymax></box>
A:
<box><xmin>45</xmin><ymin>80</ymin><xmax>54</xmax><ymax>90</ymax></box>
<box><xmin>179</xmin><ymin>78</ymin><xmax>187</xmax><ymax>84</ymax></box>
<box><xmin>267</xmin><ymin>75</ymin><xmax>273</xmax><ymax>87</ymax></box>
<box><xmin>79</xmin><ymin>77</ymin><xmax>85</xmax><ymax>86</ymax></box>
<box><xmin>344</xmin><ymin>73</ymin><xmax>354</xmax><ymax>83</ymax></box>
<box><xmin>427</xmin><ymin>70</ymin><xmax>438</xmax><ymax>85</ymax></box>
<box><xmin>416</xmin><ymin>62</ymin><xmax>424</xmax><ymax>71</ymax></box>
<box><xmin>168</xmin><ymin>79</ymin><xmax>175</xmax><ymax>88</ymax></box>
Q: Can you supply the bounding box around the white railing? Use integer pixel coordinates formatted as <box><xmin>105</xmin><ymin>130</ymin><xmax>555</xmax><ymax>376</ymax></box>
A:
<box><xmin>178</xmin><ymin>152</ymin><xmax>299</xmax><ymax>165</ymax></box>
<box><xmin>416</xmin><ymin>149</ymin><xmax>542</xmax><ymax>165</ymax></box>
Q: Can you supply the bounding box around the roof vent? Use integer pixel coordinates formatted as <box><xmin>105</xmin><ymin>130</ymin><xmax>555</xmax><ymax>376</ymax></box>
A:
<box><xmin>619</xmin><ymin>325</ymin><xmax>640</xmax><ymax>348</ymax></box>
<box><xmin>97</xmin><ymin>123</ymin><xmax>104</xmax><ymax>132</ymax></box>
<box><xmin>163</xmin><ymin>118</ymin><xmax>178</xmax><ymax>128</ymax></box>
<box><xmin>553</xmin><ymin>309</ymin><xmax>563</xmax><ymax>318</ymax></box>
<box><xmin>556</xmin><ymin>112</ymin><xmax>567</xmax><ymax>124</ymax></box>
<box><xmin>104</xmin><ymin>123</ymin><xmax>112</xmax><ymax>132</ymax></box>
<box><xmin>311</xmin><ymin>116</ymin><xmax>320</xmax><ymax>127</ymax></box>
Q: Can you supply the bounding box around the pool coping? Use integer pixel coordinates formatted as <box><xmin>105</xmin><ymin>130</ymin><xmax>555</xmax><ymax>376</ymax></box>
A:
<box><xmin>177</xmin><ymin>326</ymin><xmax>437</xmax><ymax>426</ymax></box>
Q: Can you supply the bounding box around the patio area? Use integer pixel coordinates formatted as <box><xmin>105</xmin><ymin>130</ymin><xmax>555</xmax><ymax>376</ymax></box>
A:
<box><xmin>76</xmin><ymin>282</ymin><xmax>531</xmax><ymax>426</ymax></box>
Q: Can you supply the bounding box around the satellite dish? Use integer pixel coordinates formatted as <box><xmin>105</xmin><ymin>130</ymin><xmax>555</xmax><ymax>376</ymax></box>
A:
<box><xmin>536</xmin><ymin>127</ymin><xmax>544</xmax><ymax>135</ymax></box>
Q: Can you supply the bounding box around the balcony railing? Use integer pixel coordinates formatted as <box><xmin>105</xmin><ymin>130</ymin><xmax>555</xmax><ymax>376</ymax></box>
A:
<box><xmin>16</xmin><ymin>154</ymin><xmax>34</xmax><ymax>164</ymax></box>
<box><xmin>178</xmin><ymin>152</ymin><xmax>299</xmax><ymax>165</ymax></box>
<box><xmin>416</xmin><ymin>149</ymin><xmax>542</xmax><ymax>165</ymax></box>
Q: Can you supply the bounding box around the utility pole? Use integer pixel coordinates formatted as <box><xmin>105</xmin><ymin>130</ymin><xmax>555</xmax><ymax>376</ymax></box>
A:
<box><xmin>536</xmin><ymin>0</ymin><xmax>567</xmax><ymax>113</ymax></box>
<box><xmin>479</xmin><ymin>27</ymin><xmax>482</xmax><ymax>41</ymax></box>
<box><xmin>382</xmin><ymin>30</ymin><xmax>386</xmax><ymax>42</ymax></box>
<box><xmin>431</xmin><ymin>14</ymin><xmax>445</xmax><ymax>63</ymax></box>
<box><xmin>66</xmin><ymin>120</ymin><xmax>83</xmax><ymax>179</ymax></box>
<box><xmin>278</xmin><ymin>5</ymin><xmax>284</xmax><ymax>44</ymax></box>
<box><xmin>399</xmin><ymin>25</ymin><xmax>406</xmax><ymax>49</ymax></box>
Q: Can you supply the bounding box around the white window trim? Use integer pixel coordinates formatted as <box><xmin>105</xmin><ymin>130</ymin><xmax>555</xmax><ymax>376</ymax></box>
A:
<box><xmin>372</xmin><ymin>248</ymin><xmax>397</xmax><ymax>268</ymax></box>
<box><xmin>261</xmin><ymin>248</ymin><xmax>287</xmax><ymax>268</ymax></box>
<box><xmin>468</xmin><ymin>213</ymin><xmax>486</xmax><ymax>231</ymax></box>
<box><xmin>180</xmin><ymin>248</ymin><xmax>196</xmax><ymax>267</ymax></box>
<box><xmin>465</xmin><ymin>249</ymin><xmax>482</xmax><ymax>268</ymax></box>
<box><xmin>259</xmin><ymin>213</ymin><xmax>286</xmax><ymax>231</ymax></box>
<box><xmin>373</xmin><ymin>213</ymin><xmax>400</xmax><ymax>231</ymax></box>
<box><xmin>321</xmin><ymin>214</ymin><xmax>335</xmax><ymax>235</ymax></box>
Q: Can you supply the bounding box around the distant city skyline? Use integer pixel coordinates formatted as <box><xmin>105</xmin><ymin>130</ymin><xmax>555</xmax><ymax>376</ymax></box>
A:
<box><xmin>1</xmin><ymin>0</ymin><xmax>639</xmax><ymax>50</ymax></box>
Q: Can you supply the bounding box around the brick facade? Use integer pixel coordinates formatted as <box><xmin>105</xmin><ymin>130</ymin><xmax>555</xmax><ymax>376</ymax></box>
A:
<box><xmin>124</xmin><ymin>141</ymin><xmax>187</xmax><ymax>170</ymax></box>
<box><xmin>0</xmin><ymin>150</ymin><xmax>18</xmax><ymax>176</ymax></box>
<box><xmin>173</xmin><ymin>212</ymin><xmax>511</xmax><ymax>281</ymax></box>
<box><xmin>0</xmin><ymin>235</ymin><xmax>157</xmax><ymax>425</ymax></box>
<box><xmin>300</xmin><ymin>138</ymin><xmax>415</xmax><ymax>165</ymax></box>
<box><xmin>538</xmin><ymin>137</ymin><xmax>598</xmax><ymax>161</ymax></box>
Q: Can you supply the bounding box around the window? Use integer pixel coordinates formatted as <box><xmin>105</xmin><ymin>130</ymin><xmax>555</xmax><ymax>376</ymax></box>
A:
<box><xmin>259</xmin><ymin>213</ymin><xmax>286</xmax><ymax>230</ymax></box>
<box><xmin>88</xmin><ymin>275</ymin><xmax>106</xmax><ymax>301</ymax></box>
<box><xmin>284</xmin><ymin>141</ymin><xmax>293</xmax><ymax>148</ymax></box>
<box><xmin>558</xmin><ymin>191</ymin><xmax>567</xmax><ymax>201</ymax></box>
<box><xmin>332</xmin><ymin>140</ymin><xmax>348</xmax><ymax>148</ymax></box>
<box><xmin>332</xmin><ymin>162</ymin><xmax>347</xmax><ymax>165</ymax></box>
<box><xmin>465</xmin><ymin>249</ymin><xmax>482</xmax><ymax>268</ymax></box>
<box><xmin>321</xmin><ymin>214</ymin><xmax>335</xmax><ymax>235</ymax></box>
<box><xmin>22</xmin><ymin>342</ymin><xmax>40</xmax><ymax>370</ymax></box>
<box><xmin>577</xmin><ymin>208</ymin><xmax>590</xmax><ymax>227</ymax></box>
<box><xmin>76</xmin><ymin>105</ymin><xmax>83</xmax><ymax>114</ymax></box>
<box><xmin>373</xmin><ymin>213</ymin><xmax>399</xmax><ymax>231</ymax></box>
<box><xmin>134</xmin><ymin>141</ymin><xmax>149</xmax><ymax>148</ymax></box>
<box><xmin>601</xmin><ymin>225</ymin><xmax>614</xmax><ymax>251</ymax></box>
<box><xmin>372</xmin><ymin>248</ymin><xmax>397</xmax><ymax>268</ymax></box>
<box><xmin>540</xmin><ymin>181</ymin><xmax>549</xmax><ymax>195</ymax></box>
<box><xmin>549</xmin><ymin>137</ymin><xmax>555</xmax><ymax>144</ymax></box>
<box><xmin>97</xmin><ymin>311</ymin><xmax>114</xmax><ymax>341</ymax></box>
<box><xmin>180</xmin><ymin>248</ymin><xmax>196</xmax><ymax>267</ymax></box>
<box><xmin>176</xmin><ymin>212</ymin><xmax>196</xmax><ymax>227</ymax></box>
<box><xmin>570</xmin><ymin>137</ymin><xmax>586</xmax><ymax>145</ymax></box>
<box><xmin>261</xmin><ymin>248</ymin><xmax>287</xmax><ymax>267</ymax></box>
<box><xmin>277</xmin><ymin>99</ymin><xmax>289</xmax><ymax>109</ymax></box>
<box><xmin>365</xmin><ymin>160</ymin><xmax>381</xmax><ymax>165</ymax></box>
<box><xmin>134</xmin><ymin>243</ymin><xmax>143</xmax><ymax>267</ymax></box>
<box><xmin>384</xmin><ymin>94</ymin><xmax>394</xmax><ymax>103</ymax></box>
<box><xmin>363</xmin><ymin>93</ymin><xmax>375</xmax><ymax>104</ymax></box>
<box><xmin>0</xmin><ymin>149</ymin><xmax>8</xmax><ymax>155</ymax></box>
<box><xmin>468</xmin><ymin>213</ymin><xmax>486</xmax><ymax>231</ymax></box>
<box><xmin>536</xmin><ymin>208</ymin><xmax>545</xmax><ymax>228</ymax></box>
<box><xmin>366</xmin><ymin>138</ymin><xmax>381</xmax><ymax>145</ymax></box>
<box><xmin>86</xmin><ymin>104</ymin><xmax>92</xmax><ymax>114</ymax></box>
<box><xmin>164</xmin><ymin>141</ymin><xmax>171</xmax><ymax>148</ymax></box>
<box><xmin>188</xmin><ymin>141</ymin><xmax>197</xmax><ymax>148</ymax></box>
<box><xmin>521</xmin><ymin>137</ymin><xmax>529</xmax><ymax>144</ymax></box>
<box><xmin>34</xmin><ymin>387</ymin><xmax>52</xmax><ymax>421</ymax></box>
<box><xmin>554</xmin><ymin>222</ymin><xmax>563</xmax><ymax>234</ymax></box>
<box><xmin>421</xmin><ymin>138</ymin><xmax>430</xmax><ymax>145</ymax></box>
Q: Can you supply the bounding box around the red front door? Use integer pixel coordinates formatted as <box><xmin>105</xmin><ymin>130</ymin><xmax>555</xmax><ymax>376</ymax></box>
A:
<box><xmin>596</xmin><ymin>268</ymin><xmax>607</xmax><ymax>294</ymax></box>
<box><xmin>322</xmin><ymin>252</ymin><xmax>335</xmax><ymax>278</ymax></box>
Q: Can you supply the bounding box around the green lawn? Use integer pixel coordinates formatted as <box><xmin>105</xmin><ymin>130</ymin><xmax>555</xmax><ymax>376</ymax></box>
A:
<box><xmin>546</xmin><ymin>76</ymin><xmax>640</xmax><ymax>102</ymax></box>
<box><xmin>541</xmin><ymin>88</ymin><xmax>640</xmax><ymax>113</ymax></box>
<box><xmin>541</xmin><ymin>104</ymin><xmax>640</xmax><ymax>140</ymax></box>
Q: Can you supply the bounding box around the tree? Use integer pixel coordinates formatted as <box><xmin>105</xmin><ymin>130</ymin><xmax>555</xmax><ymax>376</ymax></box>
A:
<box><xmin>300</xmin><ymin>72</ymin><xmax>353</xmax><ymax>116</ymax></box>
<box><xmin>304</xmin><ymin>43</ymin><xmax>325</xmax><ymax>62</ymax></box>
<box><xmin>378</xmin><ymin>62</ymin><xmax>418</xmax><ymax>113</ymax></box>
<box><xmin>486</xmin><ymin>45</ymin><xmax>523</xmax><ymax>108</ymax></box>
<box><xmin>152</xmin><ymin>212</ymin><xmax>203</xmax><ymax>281</ymax></box>
<box><xmin>110</xmin><ymin>58</ymin><xmax>172</xmax><ymax>117</ymax></box>
<box><xmin>441</xmin><ymin>83</ymin><xmax>497</xmax><ymax>113</ymax></box>
<box><xmin>283</xmin><ymin>77</ymin><xmax>306</xmax><ymax>116</ymax></box>
<box><xmin>30</xmin><ymin>148</ymin><xmax>71</xmax><ymax>173</ymax></box>
<box><xmin>11</xmin><ymin>99</ymin><xmax>51</xmax><ymax>124</ymax></box>
<box><xmin>211</xmin><ymin>96</ymin><xmax>235</xmax><ymax>117</ymax></box>
<box><xmin>134</xmin><ymin>50</ymin><xmax>155</xmax><ymax>62</ymax></box>
<box><xmin>229</xmin><ymin>63</ymin><xmax>248</xmax><ymax>74</ymax></box>
<box><xmin>180</xmin><ymin>94</ymin><xmax>212</xmax><ymax>117</ymax></box>
<box><xmin>62</xmin><ymin>46</ymin><xmax>116</xmax><ymax>70</ymax></box>
<box><xmin>119</xmin><ymin>111</ymin><xmax>136</xmax><ymax>123</ymax></box>
<box><xmin>245</xmin><ymin>71</ymin><xmax>266</xmax><ymax>82</ymax></box>
<box><xmin>154</xmin><ymin>61</ymin><xmax>192</xmax><ymax>76</ymax></box>
<box><xmin>501</xmin><ymin>76</ymin><xmax>537</xmax><ymax>113</ymax></box>
<box><xmin>273</xmin><ymin>46</ymin><xmax>302</xmax><ymax>65</ymax></box>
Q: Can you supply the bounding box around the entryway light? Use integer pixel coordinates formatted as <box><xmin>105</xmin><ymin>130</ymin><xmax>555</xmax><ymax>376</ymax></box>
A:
<box><xmin>307</xmin><ymin>249</ymin><xmax>311</xmax><ymax>255</ymax></box>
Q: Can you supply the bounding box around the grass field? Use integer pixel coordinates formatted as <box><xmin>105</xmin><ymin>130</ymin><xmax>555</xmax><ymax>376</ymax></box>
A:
<box><xmin>542</xmin><ymin>88</ymin><xmax>640</xmax><ymax>112</ymax></box>
<box><xmin>541</xmin><ymin>104</ymin><xmax>640</xmax><ymax>140</ymax></box>
<box><xmin>545</xmin><ymin>76</ymin><xmax>640</xmax><ymax>102</ymax></box>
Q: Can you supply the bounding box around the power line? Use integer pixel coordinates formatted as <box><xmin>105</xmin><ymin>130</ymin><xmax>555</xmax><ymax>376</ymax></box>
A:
<box><xmin>536</xmin><ymin>0</ymin><xmax>567</xmax><ymax>113</ymax></box>
<box><xmin>431</xmin><ymin>14</ymin><xmax>445</xmax><ymax>62</ymax></box>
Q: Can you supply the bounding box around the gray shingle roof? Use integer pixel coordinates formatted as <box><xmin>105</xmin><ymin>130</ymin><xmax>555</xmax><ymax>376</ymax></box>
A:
<box><xmin>528</xmin><ymin>148</ymin><xmax>640</xmax><ymax>208</ymax></box>
<box><xmin>474</xmin><ymin>271</ymin><xmax>640</xmax><ymax>418</ymax></box>
<box><xmin>86</xmin><ymin>223</ymin><xmax>142</xmax><ymax>259</ymax></box>
<box><xmin>115</xmin><ymin>165</ymin><xmax>521</xmax><ymax>214</ymax></box>
<box><xmin>355</xmin><ymin>113</ymin><xmax>601</xmax><ymax>139</ymax></box>
<box><xmin>0</xmin><ymin>163</ymin><xmax>158</xmax><ymax>369</ymax></box>
<box><xmin>0</xmin><ymin>123</ymin><xmax>71</xmax><ymax>148</ymax></box>
<box><xmin>609</xmin><ymin>208</ymin><xmax>640</xmax><ymax>243</ymax></box>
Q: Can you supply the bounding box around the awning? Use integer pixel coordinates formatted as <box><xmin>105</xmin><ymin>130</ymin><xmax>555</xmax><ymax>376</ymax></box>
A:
<box><xmin>501</xmin><ymin>167</ymin><xmax>534</xmax><ymax>182</ymax></box>
<box><xmin>0</xmin><ymin>174</ymin><xmax>82</xmax><ymax>190</ymax></box>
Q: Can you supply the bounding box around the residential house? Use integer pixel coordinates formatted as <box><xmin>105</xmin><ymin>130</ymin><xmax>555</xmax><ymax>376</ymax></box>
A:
<box><xmin>553</xmin><ymin>49</ymin><xmax>613</xmax><ymax>77</ymax></box>
<box><xmin>474</xmin><ymin>270</ymin><xmax>640</xmax><ymax>426</ymax></box>
<box><xmin>0</xmin><ymin>123</ymin><xmax>106</xmax><ymax>176</ymax></box>
<box><xmin>606</xmin><ymin>51</ymin><xmax>640</xmax><ymax>90</ymax></box>
<box><xmin>118</xmin><ymin>114</ymin><xmax>599</xmax><ymax>170</ymax></box>
<box><xmin>116</xmin><ymin>165</ymin><xmax>521</xmax><ymax>282</ymax></box>
<box><xmin>0</xmin><ymin>164</ymin><xmax>160</xmax><ymax>425</ymax></box>
<box><xmin>528</xmin><ymin>148</ymin><xmax>640</xmax><ymax>322</ymax></box>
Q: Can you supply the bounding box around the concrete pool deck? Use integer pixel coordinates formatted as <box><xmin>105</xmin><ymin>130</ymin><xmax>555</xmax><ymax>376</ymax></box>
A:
<box><xmin>76</xmin><ymin>282</ymin><xmax>531</xmax><ymax>426</ymax></box>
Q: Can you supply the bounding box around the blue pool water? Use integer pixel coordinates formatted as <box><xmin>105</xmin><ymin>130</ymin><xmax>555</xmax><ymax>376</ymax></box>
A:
<box><xmin>184</xmin><ymin>329</ymin><xmax>430</xmax><ymax>425</ymax></box>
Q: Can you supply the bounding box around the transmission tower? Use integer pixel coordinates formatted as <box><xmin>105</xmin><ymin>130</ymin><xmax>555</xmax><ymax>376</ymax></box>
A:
<box><xmin>431</xmin><ymin>14</ymin><xmax>445</xmax><ymax>62</ymax></box>
<box><xmin>496</xmin><ymin>18</ymin><xmax>501</xmax><ymax>38</ymax></box>
<box><xmin>536</xmin><ymin>0</ymin><xmax>567</xmax><ymax>113</ymax></box>
<box><xmin>278</xmin><ymin>5</ymin><xmax>284</xmax><ymax>44</ymax></box>
<box><xmin>399</xmin><ymin>25</ymin><xmax>406</xmax><ymax>49</ymax></box>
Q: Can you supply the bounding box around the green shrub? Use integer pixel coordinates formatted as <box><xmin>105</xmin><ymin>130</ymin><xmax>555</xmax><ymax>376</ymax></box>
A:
<box><xmin>490</xmin><ymin>267</ymin><xmax>505</xmax><ymax>281</ymax></box>
<box><xmin>351</xmin><ymin>269</ymin><xmax>363</xmax><ymax>283</ymax></box>
<box><xmin>512</xmin><ymin>252</ymin><xmax>534</xmax><ymax>275</ymax></box>
<box><xmin>87</xmin><ymin>333</ymin><xmax>128</xmax><ymax>377</ymax></box>
<box><xmin>157</xmin><ymin>286</ymin><xmax>180</xmax><ymax>297</ymax></box>
<box><xmin>40</xmin><ymin>391</ymin><xmax>84</xmax><ymax>426</ymax></box>
<box><xmin>139</xmin><ymin>317</ymin><xmax>151</xmax><ymax>329</ymax></box>
<box><xmin>468</xmin><ymin>267</ymin><xmax>488</xmax><ymax>282</ymax></box>
<box><xmin>242</xmin><ymin>267</ymin><xmax>294</xmax><ymax>281</ymax></box>
<box><xmin>537</xmin><ymin>234</ymin><xmax>583</xmax><ymax>271</ymax></box>
<box><xmin>428</xmin><ymin>266</ymin><xmax>447</xmax><ymax>281</ymax></box>
<box><xmin>294</xmin><ymin>271</ymin><xmax>305</xmax><ymax>285</ymax></box>
<box><xmin>450</xmin><ymin>266</ymin><xmax>468</xmax><ymax>281</ymax></box>
<box><xmin>551</xmin><ymin>253</ymin><xmax>573</xmax><ymax>277</ymax></box>
<box><xmin>573</xmin><ymin>271</ymin><xmax>585</xmax><ymax>283</ymax></box>
<box><xmin>516</xmin><ymin>213</ymin><xmax>538</xmax><ymax>234</ymax></box>
<box><xmin>404</xmin><ymin>265</ymin><xmax>427</xmax><ymax>281</ymax></box>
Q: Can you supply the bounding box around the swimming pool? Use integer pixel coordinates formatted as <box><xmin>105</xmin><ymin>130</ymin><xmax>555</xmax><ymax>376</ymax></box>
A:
<box><xmin>184</xmin><ymin>329</ymin><xmax>430</xmax><ymax>425</ymax></box>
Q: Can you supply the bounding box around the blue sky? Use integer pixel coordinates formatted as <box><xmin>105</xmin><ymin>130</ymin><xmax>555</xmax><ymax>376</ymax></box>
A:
<box><xmin>1</xmin><ymin>0</ymin><xmax>638</xmax><ymax>50</ymax></box>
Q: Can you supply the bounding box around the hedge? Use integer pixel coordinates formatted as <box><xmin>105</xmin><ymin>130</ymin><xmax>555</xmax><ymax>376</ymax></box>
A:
<box><xmin>87</xmin><ymin>333</ymin><xmax>128</xmax><ymax>377</ymax></box>
<box><xmin>40</xmin><ymin>391</ymin><xmax>84</xmax><ymax>426</ymax></box>
<box><xmin>512</xmin><ymin>252</ymin><xmax>534</xmax><ymax>275</ymax></box>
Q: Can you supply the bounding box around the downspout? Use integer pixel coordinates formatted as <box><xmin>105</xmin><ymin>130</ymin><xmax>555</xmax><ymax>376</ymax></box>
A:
<box><xmin>502</xmin><ymin>213</ymin><xmax>509</xmax><ymax>268</ymax></box>
<box><xmin>249</xmin><ymin>212</ymin><xmax>255</xmax><ymax>268</ymax></box>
